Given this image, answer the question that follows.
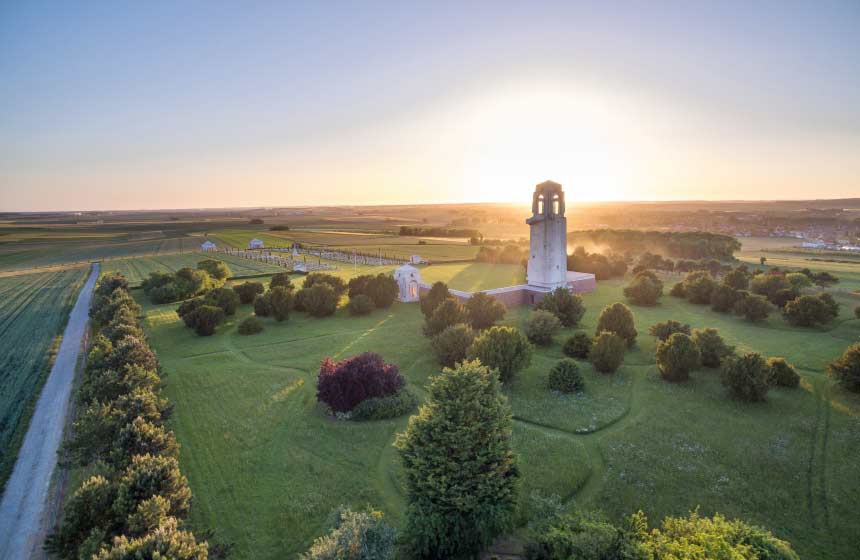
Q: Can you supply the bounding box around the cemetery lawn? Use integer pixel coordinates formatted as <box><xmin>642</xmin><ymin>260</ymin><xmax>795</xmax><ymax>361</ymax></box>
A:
<box><xmin>139</xmin><ymin>271</ymin><xmax>860</xmax><ymax>560</ymax></box>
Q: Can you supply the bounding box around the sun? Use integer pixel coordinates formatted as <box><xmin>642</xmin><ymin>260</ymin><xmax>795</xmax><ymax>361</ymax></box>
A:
<box><xmin>458</xmin><ymin>84</ymin><xmax>645</xmax><ymax>203</ymax></box>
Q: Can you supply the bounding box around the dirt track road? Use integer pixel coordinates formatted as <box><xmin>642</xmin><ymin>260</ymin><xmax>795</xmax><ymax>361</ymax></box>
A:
<box><xmin>0</xmin><ymin>264</ymin><xmax>99</xmax><ymax>559</ymax></box>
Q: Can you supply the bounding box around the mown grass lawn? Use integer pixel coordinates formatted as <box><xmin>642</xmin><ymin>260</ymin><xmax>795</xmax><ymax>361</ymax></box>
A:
<box><xmin>419</xmin><ymin>262</ymin><xmax>525</xmax><ymax>292</ymax></box>
<box><xmin>140</xmin><ymin>269</ymin><xmax>860</xmax><ymax>560</ymax></box>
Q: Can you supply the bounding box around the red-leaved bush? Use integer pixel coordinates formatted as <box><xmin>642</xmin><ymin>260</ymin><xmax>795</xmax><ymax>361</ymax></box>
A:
<box><xmin>316</xmin><ymin>352</ymin><xmax>404</xmax><ymax>413</ymax></box>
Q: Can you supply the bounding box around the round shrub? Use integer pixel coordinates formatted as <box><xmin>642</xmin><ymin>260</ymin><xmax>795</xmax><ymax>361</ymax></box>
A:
<box><xmin>424</xmin><ymin>298</ymin><xmax>467</xmax><ymax>336</ymax></box>
<box><xmin>768</xmin><ymin>357</ymin><xmax>799</xmax><ymax>388</ymax></box>
<box><xmin>366</xmin><ymin>273</ymin><xmax>398</xmax><ymax>308</ymax></box>
<box><xmin>300</xmin><ymin>506</ymin><xmax>396</xmax><ymax>560</ymax></box>
<box><xmin>347</xmin><ymin>294</ymin><xmax>375</xmax><ymax>316</ymax></box>
<box><xmin>269</xmin><ymin>272</ymin><xmax>294</xmax><ymax>291</ymax></box>
<box><xmin>524</xmin><ymin>511</ymin><xmax>639</xmax><ymax>560</ymax></box>
<box><xmin>750</xmin><ymin>273</ymin><xmax>790</xmax><ymax>301</ymax></box>
<box><xmin>562</xmin><ymin>332</ymin><xmax>592</xmax><ymax>359</ymax></box>
<box><xmin>304</xmin><ymin>272</ymin><xmax>347</xmax><ymax>296</ymax></box>
<box><xmin>347</xmin><ymin>275</ymin><xmax>373</xmax><ymax>298</ymax></box>
<box><xmin>301</xmin><ymin>283</ymin><xmax>340</xmax><ymax>317</ymax></box>
<box><xmin>466</xmin><ymin>326</ymin><xmax>532</xmax><ymax>383</ymax></box>
<box><xmin>197</xmin><ymin>258</ymin><xmax>231</xmax><ymax>280</ymax></box>
<box><xmin>723</xmin><ymin>268</ymin><xmax>749</xmax><ymax>290</ymax></box>
<box><xmin>783</xmin><ymin>294</ymin><xmax>838</xmax><ymax>327</ymax></box>
<box><xmin>316</xmin><ymin>352</ymin><xmax>404</xmax><ymax>413</ymax></box>
<box><xmin>535</xmin><ymin>287</ymin><xmax>586</xmax><ymax>327</ymax></box>
<box><xmin>176</xmin><ymin>298</ymin><xmax>204</xmax><ymax>327</ymax></box>
<box><xmin>268</xmin><ymin>285</ymin><xmax>294</xmax><ymax>321</ymax></box>
<box><xmin>734</xmin><ymin>292</ymin><xmax>771</xmax><ymax>322</ymax></box>
<box><xmin>623</xmin><ymin>272</ymin><xmax>663</xmax><ymax>306</ymax></box>
<box><xmin>142</xmin><ymin>267</ymin><xmax>218</xmax><ymax>304</ymax></box>
<box><xmin>669</xmin><ymin>282</ymin><xmax>686</xmax><ymax>298</ymax></box>
<box><xmin>204</xmin><ymin>287</ymin><xmax>240</xmax><ymax>315</ymax></box>
<box><xmin>253</xmin><ymin>292</ymin><xmax>272</xmax><ymax>317</ymax></box>
<box><xmin>595</xmin><ymin>303</ymin><xmax>637</xmax><ymax>347</ymax></box>
<box><xmin>721</xmin><ymin>352</ymin><xmax>770</xmax><ymax>402</ymax></box>
<box><xmin>524</xmin><ymin>310</ymin><xmax>561</xmax><ymax>346</ymax></box>
<box><xmin>238</xmin><ymin>316</ymin><xmax>264</xmax><ymax>335</ymax></box>
<box><xmin>710</xmin><ymin>284</ymin><xmax>739</xmax><ymax>313</ymax></box>
<box><xmin>769</xmin><ymin>288</ymin><xmax>798</xmax><ymax>309</ymax></box>
<box><xmin>827</xmin><ymin>342</ymin><xmax>860</xmax><ymax>393</ymax></box>
<box><xmin>691</xmin><ymin>328</ymin><xmax>733</xmax><ymax>368</ymax></box>
<box><xmin>185</xmin><ymin>305</ymin><xmax>225</xmax><ymax>336</ymax></box>
<box><xmin>548</xmin><ymin>359</ymin><xmax>583</xmax><ymax>393</ymax></box>
<box><xmin>430</xmin><ymin>323</ymin><xmax>477</xmax><ymax>367</ymax></box>
<box><xmin>648</xmin><ymin>320</ymin><xmax>690</xmax><ymax>341</ymax></box>
<box><xmin>465</xmin><ymin>292</ymin><xmax>506</xmax><ymax>330</ymax></box>
<box><xmin>656</xmin><ymin>333</ymin><xmax>700</xmax><ymax>382</ymax></box>
<box><xmin>350</xmin><ymin>389</ymin><xmax>419</xmax><ymax>421</ymax></box>
<box><xmin>233</xmin><ymin>281</ymin><xmax>264</xmax><ymax>304</ymax></box>
<box><xmin>786</xmin><ymin>272</ymin><xmax>811</xmax><ymax>290</ymax></box>
<box><xmin>419</xmin><ymin>281</ymin><xmax>450</xmax><ymax>318</ymax></box>
<box><xmin>589</xmin><ymin>331</ymin><xmax>626</xmax><ymax>374</ymax></box>
<box><xmin>683</xmin><ymin>271</ymin><xmax>717</xmax><ymax>304</ymax></box>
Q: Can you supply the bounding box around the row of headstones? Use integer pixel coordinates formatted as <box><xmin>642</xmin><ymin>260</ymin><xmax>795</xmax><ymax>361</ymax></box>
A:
<box><xmin>222</xmin><ymin>248</ymin><xmax>337</xmax><ymax>272</ymax></box>
<box><xmin>294</xmin><ymin>247</ymin><xmax>402</xmax><ymax>266</ymax></box>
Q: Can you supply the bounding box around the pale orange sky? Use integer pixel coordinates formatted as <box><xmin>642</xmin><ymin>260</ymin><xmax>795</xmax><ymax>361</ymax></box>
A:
<box><xmin>1</xmin><ymin>2</ymin><xmax>859</xmax><ymax>211</ymax></box>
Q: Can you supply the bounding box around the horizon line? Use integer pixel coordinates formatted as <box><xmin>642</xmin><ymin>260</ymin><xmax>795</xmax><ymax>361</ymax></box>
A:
<box><xmin>4</xmin><ymin>195</ymin><xmax>860</xmax><ymax>215</ymax></box>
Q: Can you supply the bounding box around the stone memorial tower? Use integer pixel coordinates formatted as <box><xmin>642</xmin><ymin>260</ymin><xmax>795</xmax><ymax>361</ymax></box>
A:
<box><xmin>526</xmin><ymin>180</ymin><xmax>568</xmax><ymax>289</ymax></box>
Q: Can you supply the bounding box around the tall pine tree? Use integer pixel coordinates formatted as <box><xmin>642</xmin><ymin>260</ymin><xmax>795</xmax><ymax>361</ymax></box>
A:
<box><xmin>395</xmin><ymin>360</ymin><xmax>519</xmax><ymax>559</ymax></box>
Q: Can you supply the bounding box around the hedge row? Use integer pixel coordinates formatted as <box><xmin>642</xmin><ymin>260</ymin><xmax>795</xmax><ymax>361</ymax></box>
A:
<box><xmin>47</xmin><ymin>273</ymin><xmax>210</xmax><ymax>559</ymax></box>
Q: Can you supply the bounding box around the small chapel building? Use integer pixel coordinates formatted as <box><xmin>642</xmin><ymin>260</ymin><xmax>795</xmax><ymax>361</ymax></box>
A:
<box><xmin>394</xmin><ymin>264</ymin><xmax>421</xmax><ymax>302</ymax></box>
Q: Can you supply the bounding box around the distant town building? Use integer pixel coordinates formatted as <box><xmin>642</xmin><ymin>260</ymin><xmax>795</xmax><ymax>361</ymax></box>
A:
<box><xmin>248</xmin><ymin>238</ymin><xmax>264</xmax><ymax>249</ymax></box>
<box><xmin>201</xmin><ymin>240</ymin><xmax>217</xmax><ymax>252</ymax></box>
<box><xmin>409</xmin><ymin>255</ymin><xmax>422</xmax><ymax>264</ymax></box>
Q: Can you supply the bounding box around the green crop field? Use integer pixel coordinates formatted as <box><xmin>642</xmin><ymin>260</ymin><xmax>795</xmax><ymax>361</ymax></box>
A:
<box><xmin>0</xmin><ymin>235</ymin><xmax>203</xmax><ymax>272</ymax></box>
<box><xmin>136</xmin><ymin>263</ymin><xmax>860</xmax><ymax>559</ymax></box>
<box><xmin>0</xmin><ymin>268</ymin><xmax>89</xmax><ymax>490</ymax></box>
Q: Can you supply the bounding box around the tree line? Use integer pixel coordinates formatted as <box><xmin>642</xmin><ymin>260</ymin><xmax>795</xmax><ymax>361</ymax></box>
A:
<box><xmin>569</xmin><ymin>229</ymin><xmax>742</xmax><ymax>260</ymax></box>
<box><xmin>47</xmin><ymin>273</ymin><xmax>212</xmax><ymax>559</ymax></box>
<box><xmin>398</xmin><ymin>226</ymin><xmax>482</xmax><ymax>238</ymax></box>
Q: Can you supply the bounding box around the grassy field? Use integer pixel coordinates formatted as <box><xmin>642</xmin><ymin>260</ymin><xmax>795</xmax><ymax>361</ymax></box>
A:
<box><xmin>0</xmin><ymin>268</ymin><xmax>89</xmax><ymax>490</ymax></box>
<box><xmin>100</xmin><ymin>253</ymin><xmax>289</xmax><ymax>286</ymax></box>
<box><xmin>137</xmin><ymin>264</ymin><xmax>860</xmax><ymax>559</ymax></box>
<box><xmin>209</xmin><ymin>227</ymin><xmax>479</xmax><ymax>262</ymax></box>
<box><xmin>419</xmin><ymin>262</ymin><xmax>525</xmax><ymax>292</ymax></box>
